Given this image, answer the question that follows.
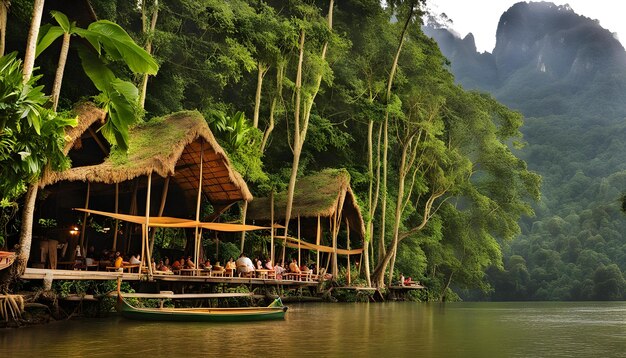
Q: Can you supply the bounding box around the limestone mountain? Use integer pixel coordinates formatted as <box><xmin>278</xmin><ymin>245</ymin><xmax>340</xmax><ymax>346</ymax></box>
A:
<box><xmin>424</xmin><ymin>1</ymin><xmax>626</xmax><ymax>118</ymax></box>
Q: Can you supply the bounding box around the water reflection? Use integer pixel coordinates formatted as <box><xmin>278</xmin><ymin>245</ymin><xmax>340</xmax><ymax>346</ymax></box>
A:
<box><xmin>3</xmin><ymin>302</ymin><xmax>626</xmax><ymax>357</ymax></box>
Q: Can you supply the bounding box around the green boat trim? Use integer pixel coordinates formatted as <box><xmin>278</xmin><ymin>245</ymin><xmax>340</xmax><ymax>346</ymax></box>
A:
<box><xmin>117</xmin><ymin>294</ymin><xmax>288</xmax><ymax>322</ymax></box>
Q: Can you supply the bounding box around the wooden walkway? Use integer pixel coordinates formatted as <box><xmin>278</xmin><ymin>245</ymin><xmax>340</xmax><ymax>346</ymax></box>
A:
<box><xmin>22</xmin><ymin>268</ymin><xmax>319</xmax><ymax>287</ymax></box>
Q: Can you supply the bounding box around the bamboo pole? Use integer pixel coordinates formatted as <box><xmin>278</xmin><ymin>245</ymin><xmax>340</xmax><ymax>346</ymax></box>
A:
<box><xmin>346</xmin><ymin>220</ymin><xmax>351</xmax><ymax>286</ymax></box>
<box><xmin>126</xmin><ymin>180</ymin><xmax>139</xmax><ymax>254</ymax></box>
<box><xmin>194</xmin><ymin>141</ymin><xmax>204</xmax><ymax>274</ymax></box>
<box><xmin>297</xmin><ymin>216</ymin><xmax>301</xmax><ymax>266</ymax></box>
<box><xmin>270</xmin><ymin>190</ymin><xmax>275</xmax><ymax>264</ymax></box>
<box><xmin>316</xmin><ymin>215</ymin><xmax>321</xmax><ymax>272</ymax></box>
<box><xmin>112</xmin><ymin>183</ymin><xmax>119</xmax><ymax>251</ymax></box>
<box><xmin>240</xmin><ymin>200</ymin><xmax>248</xmax><ymax>252</ymax></box>
<box><xmin>144</xmin><ymin>173</ymin><xmax>153</xmax><ymax>276</ymax></box>
<box><xmin>149</xmin><ymin>176</ymin><xmax>170</xmax><ymax>255</ymax></box>
<box><xmin>78</xmin><ymin>182</ymin><xmax>90</xmax><ymax>258</ymax></box>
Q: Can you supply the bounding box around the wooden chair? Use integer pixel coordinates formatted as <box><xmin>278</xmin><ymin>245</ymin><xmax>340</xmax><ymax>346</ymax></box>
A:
<box><xmin>223</xmin><ymin>268</ymin><xmax>235</xmax><ymax>277</ymax></box>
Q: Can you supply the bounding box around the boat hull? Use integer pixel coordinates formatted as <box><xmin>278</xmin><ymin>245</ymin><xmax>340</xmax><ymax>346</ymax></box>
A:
<box><xmin>117</xmin><ymin>296</ymin><xmax>287</xmax><ymax>322</ymax></box>
<box><xmin>0</xmin><ymin>251</ymin><xmax>16</xmax><ymax>271</ymax></box>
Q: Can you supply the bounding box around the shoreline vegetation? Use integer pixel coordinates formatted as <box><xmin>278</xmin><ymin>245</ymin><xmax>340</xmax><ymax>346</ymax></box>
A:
<box><xmin>1</xmin><ymin>0</ymin><xmax>542</xmax><ymax>327</ymax></box>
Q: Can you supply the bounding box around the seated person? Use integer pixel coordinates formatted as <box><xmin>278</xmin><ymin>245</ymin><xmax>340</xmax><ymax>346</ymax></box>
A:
<box><xmin>225</xmin><ymin>258</ymin><xmax>236</xmax><ymax>270</ymax></box>
<box><xmin>129</xmin><ymin>253</ymin><xmax>141</xmax><ymax>265</ymax></box>
<box><xmin>236</xmin><ymin>253</ymin><xmax>255</xmax><ymax>274</ymax></box>
<box><xmin>114</xmin><ymin>252</ymin><xmax>123</xmax><ymax>268</ymax></box>
<box><xmin>156</xmin><ymin>260</ymin><xmax>170</xmax><ymax>272</ymax></box>
<box><xmin>171</xmin><ymin>258</ymin><xmax>183</xmax><ymax>270</ymax></box>
<box><xmin>256</xmin><ymin>258</ymin><xmax>263</xmax><ymax>270</ymax></box>
<box><xmin>185</xmin><ymin>256</ymin><xmax>195</xmax><ymax>269</ymax></box>
<box><xmin>403</xmin><ymin>276</ymin><xmax>413</xmax><ymax>286</ymax></box>
<box><xmin>289</xmin><ymin>258</ymin><xmax>301</xmax><ymax>273</ymax></box>
<box><xmin>201</xmin><ymin>259</ymin><xmax>212</xmax><ymax>271</ymax></box>
<box><xmin>264</xmin><ymin>259</ymin><xmax>274</xmax><ymax>270</ymax></box>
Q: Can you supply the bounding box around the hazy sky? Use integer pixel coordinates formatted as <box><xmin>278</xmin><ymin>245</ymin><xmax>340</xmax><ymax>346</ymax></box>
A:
<box><xmin>428</xmin><ymin>0</ymin><xmax>624</xmax><ymax>53</ymax></box>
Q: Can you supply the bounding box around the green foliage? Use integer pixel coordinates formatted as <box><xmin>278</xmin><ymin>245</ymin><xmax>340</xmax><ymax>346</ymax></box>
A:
<box><xmin>0</xmin><ymin>52</ymin><xmax>76</xmax><ymax>201</ymax></box>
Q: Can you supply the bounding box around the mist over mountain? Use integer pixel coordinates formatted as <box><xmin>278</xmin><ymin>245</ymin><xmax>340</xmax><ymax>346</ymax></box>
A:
<box><xmin>424</xmin><ymin>1</ymin><xmax>626</xmax><ymax>118</ymax></box>
<box><xmin>426</xmin><ymin>1</ymin><xmax>626</xmax><ymax>300</ymax></box>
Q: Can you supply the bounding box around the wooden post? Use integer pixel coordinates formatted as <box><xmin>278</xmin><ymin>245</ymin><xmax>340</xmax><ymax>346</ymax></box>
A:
<box><xmin>149</xmin><ymin>176</ymin><xmax>170</xmax><ymax>255</ymax></box>
<box><xmin>297</xmin><ymin>216</ymin><xmax>301</xmax><ymax>266</ymax></box>
<box><xmin>112</xmin><ymin>183</ymin><xmax>119</xmax><ymax>251</ymax></box>
<box><xmin>346</xmin><ymin>220</ymin><xmax>351</xmax><ymax>286</ymax></box>
<box><xmin>316</xmin><ymin>215</ymin><xmax>321</xmax><ymax>272</ymax></box>
<box><xmin>78</xmin><ymin>182</ymin><xmax>90</xmax><ymax>258</ymax></box>
<box><xmin>240</xmin><ymin>200</ymin><xmax>248</xmax><ymax>252</ymax></box>
<box><xmin>144</xmin><ymin>173</ymin><xmax>153</xmax><ymax>276</ymax></box>
<box><xmin>270</xmin><ymin>190</ymin><xmax>275</xmax><ymax>264</ymax></box>
<box><xmin>194</xmin><ymin>140</ymin><xmax>204</xmax><ymax>274</ymax></box>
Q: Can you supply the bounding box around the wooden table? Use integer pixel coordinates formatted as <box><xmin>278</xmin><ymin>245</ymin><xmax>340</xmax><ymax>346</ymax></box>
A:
<box><xmin>256</xmin><ymin>269</ymin><xmax>270</xmax><ymax>279</ymax></box>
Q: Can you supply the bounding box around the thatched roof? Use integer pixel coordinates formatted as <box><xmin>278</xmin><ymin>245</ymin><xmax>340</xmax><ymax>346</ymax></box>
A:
<box><xmin>41</xmin><ymin>110</ymin><xmax>252</xmax><ymax>205</ymax></box>
<box><xmin>63</xmin><ymin>102</ymin><xmax>106</xmax><ymax>154</ymax></box>
<box><xmin>247</xmin><ymin>169</ymin><xmax>366</xmax><ymax>239</ymax></box>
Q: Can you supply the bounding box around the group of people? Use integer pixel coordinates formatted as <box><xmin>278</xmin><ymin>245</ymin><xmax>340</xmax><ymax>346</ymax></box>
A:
<box><xmin>232</xmin><ymin>253</ymin><xmax>320</xmax><ymax>280</ymax></box>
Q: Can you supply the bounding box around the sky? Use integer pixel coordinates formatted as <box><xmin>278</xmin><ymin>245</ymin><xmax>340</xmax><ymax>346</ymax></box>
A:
<box><xmin>427</xmin><ymin>0</ymin><xmax>625</xmax><ymax>53</ymax></box>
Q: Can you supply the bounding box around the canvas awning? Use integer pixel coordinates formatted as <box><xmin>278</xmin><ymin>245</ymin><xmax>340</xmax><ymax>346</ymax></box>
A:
<box><xmin>74</xmin><ymin>208</ymin><xmax>269</xmax><ymax>232</ymax></box>
<box><xmin>276</xmin><ymin>235</ymin><xmax>363</xmax><ymax>256</ymax></box>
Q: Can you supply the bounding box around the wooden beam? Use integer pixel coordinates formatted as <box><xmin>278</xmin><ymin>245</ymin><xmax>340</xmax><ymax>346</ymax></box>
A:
<box><xmin>240</xmin><ymin>200</ymin><xmax>248</xmax><ymax>252</ymax></box>
<box><xmin>86</xmin><ymin>126</ymin><xmax>109</xmax><ymax>155</ymax></box>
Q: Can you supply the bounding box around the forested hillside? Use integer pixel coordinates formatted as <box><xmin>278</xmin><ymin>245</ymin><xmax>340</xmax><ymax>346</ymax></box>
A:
<box><xmin>2</xmin><ymin>0</ymin><xmax>540</xmax><ymax>299</ymax></box>
<box><xmin>425</xmin><ymin>2</ymin><xmax>626</xmax><ymax>300</ymax></box>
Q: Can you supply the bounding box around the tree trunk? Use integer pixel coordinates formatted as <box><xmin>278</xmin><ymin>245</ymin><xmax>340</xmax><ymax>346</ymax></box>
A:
<box><xmin>16</xmin><ymin>184</ymin><xmax>38</xmax><ymax>275</ymax></box>
<box><xmin>373</xmin><ymin>142</ymin><xmax>408</xmax><ymax>287</ymax></box>
<box><xmin>261</xmin><ymin>62</ymin><xmax>285</xmax><ymax>152</ymax></box>
<box><xmin>0</xmin><ymin>1</ymin><xmax>8</xmax><ymax>57</ymax></box>
<box><xmin>51</xmin><ymin>32</ymin><xmax>70</xmax><ymax>111</ymax></box>
<box><xmin>282</xmin><ymin>28</ymin><xmax>306</xmax><ymax>256</ymax></box>
<box><xmin>138</xmin><ymin>0</ymin><xmax>158</xmax><ymax>109</ymax></box>
<box><xmin>253</xmin><ymin>62</ymin><xmax>268</xmax><ymax>128</ymax></box>
<box><xmin>22</xmin><ymin>0</ymin><xmax>45</xmax><ymax>83</ymax></box>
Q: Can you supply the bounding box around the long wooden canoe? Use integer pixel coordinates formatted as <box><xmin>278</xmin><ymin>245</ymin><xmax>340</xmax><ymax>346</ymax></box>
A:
<box><xmin>0</xmin><ymin>251</ymin><xmax>16</xmax><ymax>271</ymax></box>
<box><xmin>117</xmin><ymin>294</ymin><xmax>288</xmax><ymax>322</ymax></box>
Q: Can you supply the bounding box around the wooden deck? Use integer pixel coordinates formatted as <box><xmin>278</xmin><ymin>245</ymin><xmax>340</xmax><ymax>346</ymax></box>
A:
<box><xmin>22</xmin><ymin>268</ymin><xmax>319</xmax><ymax>287</ymax></box>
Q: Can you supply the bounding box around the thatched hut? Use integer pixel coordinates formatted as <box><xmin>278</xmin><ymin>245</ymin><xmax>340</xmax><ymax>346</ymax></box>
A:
<box><xmin>36</xmin><ymin>105</ymin><xmax>252</xmax><ymax>270</ymax></box>
<box><xmin>246</xmin><ymin>169</ymin><xmax>365</xmax><ymax>282</ymax></box>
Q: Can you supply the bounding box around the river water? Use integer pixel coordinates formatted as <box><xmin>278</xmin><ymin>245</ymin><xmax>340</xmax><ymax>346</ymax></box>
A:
<box><xmin>3</xmin><ymin>301</ymin><xmax>626</xmax><ymax>357</ymax></box>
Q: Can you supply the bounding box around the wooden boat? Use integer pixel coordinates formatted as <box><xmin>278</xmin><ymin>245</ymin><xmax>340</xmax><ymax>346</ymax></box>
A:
<box><xmin>0</xmin><ymin>251</ymin><xmax>16</xmax><ymax>271</ymax></box>
<box><xmin>117</xmin><ymin>294</ymin><xmax>288</xmax><ymax>322</ymax></box>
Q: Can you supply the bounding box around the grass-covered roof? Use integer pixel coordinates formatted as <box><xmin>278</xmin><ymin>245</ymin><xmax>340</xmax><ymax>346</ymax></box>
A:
<box><xmin>41</xmin><ymin>109</ymin><xmax>252</xmax><ymax>205</ymax></box>
<box><xmin>247</xmin><ymin>169</ymin><xmax>366</xmax><ymax>239</ymax></box>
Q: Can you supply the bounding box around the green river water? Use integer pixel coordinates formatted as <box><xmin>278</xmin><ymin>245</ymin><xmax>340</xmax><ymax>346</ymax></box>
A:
<box><xmin>3</xmin><ymin>301</ymin><xmax>626</xmax><ymax>357</ymax></box>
